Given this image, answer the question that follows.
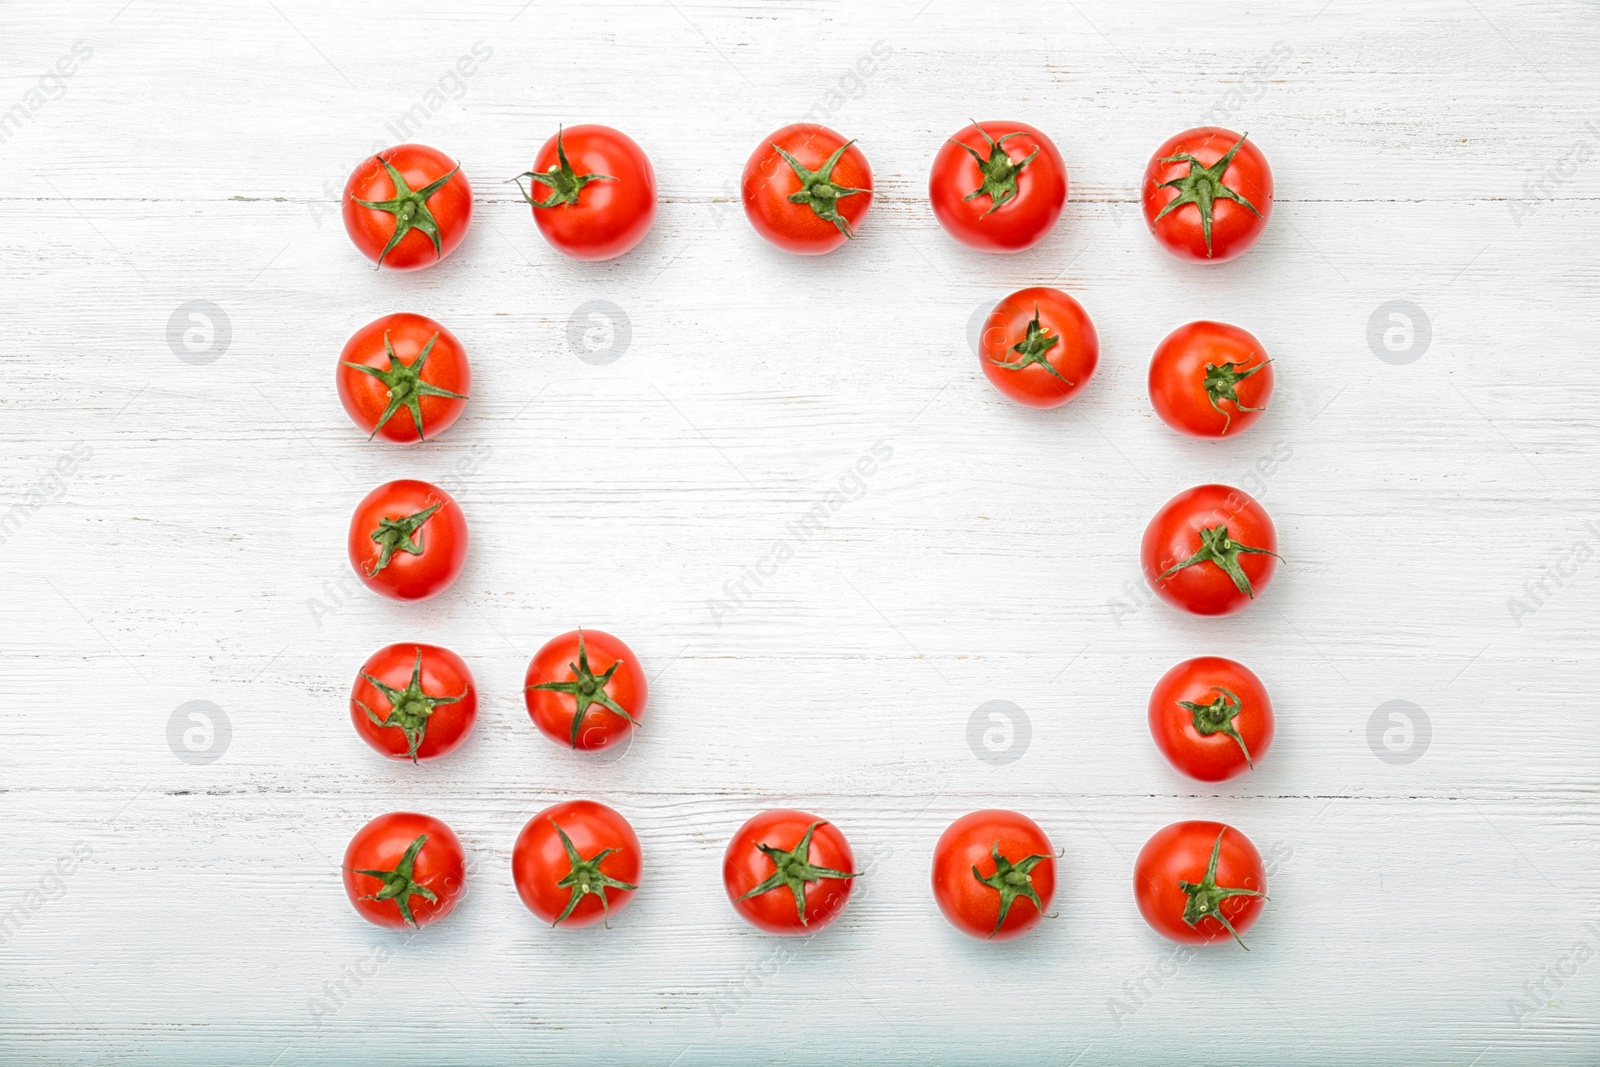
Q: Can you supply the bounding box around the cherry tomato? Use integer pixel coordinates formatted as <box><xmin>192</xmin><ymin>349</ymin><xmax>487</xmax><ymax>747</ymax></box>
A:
<box><xmin>1141</xmin><ymin>484</ymin><xmax>1278</xmax><ymax>615</ymax></box>
<box><xmin>342</xmin><ymin>144</ymin><xmax>472</xmax><ymax>271</ymax></box>
<box><xmin>1134</xmin><ymin>821</ymin><xmax>1266</xmax><ymax>948</ymax></box>
<box><xmin>929</xmin><ymin>121</ymin><xmax>1067</xmax><ymax>253</ymax></box>
<box><xmin>337</xmin><ymin>313</ymin><xmax>470</xmax><ymax>442</ymax></box>
<box><xmin>743</xmin><ymin>124</ymin><xmax>872</xmax><ymax>255</ymax></box>
<box><xmin>979</xmin><ymin>286</ymin><xmax>1098</xmax><ymax>408</ymax></box>
<box><xmin>350</xmin><ymin>643</ymin><xmax>477</xmax><ymax>763</ymax></box>
<box><xmin>342</xmin><ymin>812</ymin><xmax>466</xmax><ymax>929</ymax></box>
<box><xmin>1148</xmin><ymin>656</ymin><xmax>1273</xmax><ymax>781</ymax></box>
<box><xmin>512</xmin><ymin>800</ymin><xmax>641</xmax><ymax>928</ymax></box>
<box><xmin>523</xmin><ymin>629</ymin><xmax>647</xmax><ymax>751</ymax></box>
<box><xmin>1142</xmin><ymin>128</ymin><xmax>1272</xmax><ymax>262</ymax></box>
<box><xmin>723</xmin><ymin>810</ymin><xmax>857</xmax><ymax>935</ymax></box>
<box><xmin>931</xmin><ymin>810</ymin><xmax>1056</xmax><ymax>941</ymax></box>
<box><xmin>1148</xmin><ymin>321</ymin><xmax>1273</xmax><ymax>438</ymax></box>
<box><xmin>346</xmin><ymin>479</ymin><xmax>469</xmax><ymax>602</ymax></box>
<box><xmin>513</xmin><ymin>125</ymin><xmax>656</xmax><ymax>261</ymax></box>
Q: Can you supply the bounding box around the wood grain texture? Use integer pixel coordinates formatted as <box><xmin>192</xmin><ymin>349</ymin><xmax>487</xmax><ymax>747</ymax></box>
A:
<box><xmin>2</xmin><ymin>0</ymin><xmax>1597</xmax><ymax>1063</ymax></box>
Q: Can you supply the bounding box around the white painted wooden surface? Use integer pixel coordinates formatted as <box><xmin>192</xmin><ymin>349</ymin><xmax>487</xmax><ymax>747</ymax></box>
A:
<box><xmin>2</xmin><ymin>0</ymin><xmax>1597</xmax><ymax>1062</ymax></box>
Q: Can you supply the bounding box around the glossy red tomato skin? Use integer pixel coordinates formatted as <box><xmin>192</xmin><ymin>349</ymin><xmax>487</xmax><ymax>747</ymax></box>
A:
<box><xmin>931</xmin><ymin>810</ymin><xmax>1056</xmax><ymax>941</ymax></box>
<box><xmin>742</xmin><ymin>124</ymin><xmax>873</xmax><ymax>255</ymax></box>
<box><xmin>342</xmin><ymin>144</ymin><xmax>472</xmax><ymax>271</ymax></box>
<box><xmin>979</xmin><ymin>286</ymin><xmax>1099</xmax><ymax>408</ymax></box>
<box><xmin>512</xmin><ymin>800</ymin><xmax>642</xmax><ymax>928</ymax></box>
<box><xmin>522</xmin><ymin>629</ymin><xmax>647</xmax><ymax>751</ymax></box>
<box><xmin>336</xmin><ymin>313</ymin><xmax>470</xmax><ymax>442</ymax></box>
<box><xmin>1141</xmin><ymin>127</ymin><xmax>1272</xmax><ymax>263</ymax></box>
<box><xmin>1134</xmin><ymin>821</ymin><xmax>1266</xmax><ymax>945</ymax></box>
<box><xmin>929</xmin><ymin>122</ymin><xmax>1067</xmax><ymax>253</ymax></box>
<box><xmin>346</xmin><ymin>479</ymin><xmax>469</xmax><ymax>602</ymax></box>
<box><xmin>1148</xmin><ymin>657</ymin><xmax>1274</xmax><ymax>782</ymax></box>
<box><xmin>529</xmin><ymin>125</ymin><xmax>656</xmax><ymax>260</ymax></box>
<box><xmin>1148</xmin><ymin>321</ymin><xmax>1273</xmax><ymax>438</ymax></box>
<box><xmin>1141</xmin><ymin>484</ymin><xmax>1277</xmax><ymax>616</ymax></box>
<box><xmin>349</xmin><ymin>643</ymin><xmax>478</xmax><ymax>761</ymax></box>
<box><xmin>723</xmin><ymin>810</ymin><xmax>855</xmax><ymax>935</ymax></box>
<box><xmin>342</xmin><ymin>812</ymin><xmax>466</xmax><ymax>929</ymax></box>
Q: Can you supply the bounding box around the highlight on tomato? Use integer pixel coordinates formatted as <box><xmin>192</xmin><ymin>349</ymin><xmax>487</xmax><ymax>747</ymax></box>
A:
<box><xmin>342</xmin><ymin>144</ymin><xmax>472</xmax><ymax>270</ymax></box>
<box><xmin>931</xmin><ymin>809</ymin><xmax>1057</xmax><ymax>941</ymax></box>
<box><xmin>523</xmin><ymin>629</ymin><xmax>647</xmax><ymax>751</ymax></box>
<box><xmin>512</xmin><ymin>124</ymin><xmax>656</xmax><ymax>261</ymax></box>
<box><xmin>1148</xmin><ymin>656</ymin><xmax>1273</xmax><ymax>781</ymax></box>
<box><xmin>346</xmin><ymin>478</ymin><xmax>469</xmax><ymax>602</ymax></box>
<box><xmin>742</xmin><ymin>124</ymin><xmax>872</xmax><ymax>255</ymax></box>
<box><xmin>337</xmin><ymin>313</ymin><xmax>470</xmax><ymax>442</ymax></box>
<box><xmin>342</xmin><ymin>811</ymin><xmax>466</xmax><ymax>929</ymax></box>
<box><xmin>929</xmin><ymin>121</ymin><xmax>1067</xmax><ymax>252</ymax></box>
<box><xmin>350</xmin><ymin>643</ymin><xmax>477</xmax><ymax>763</ymax></box>
<box><xmin>512</xmin><ymin>800</ymin><xmax>641</xmax><ymax>928</ymax></box>
<box><xmin>1141</xmin><ymin>483</ymin><xmax>1278</xmax><ymax>615</ymax></box>
<box><xmin>723</xmin><ymin>810</ymin><xmax>858</xmax><ymax>935</ymax></box>
<box><xmin>1134</xmin><ymin>821</ymin><xmax>1266</xmax><ymax>949</ymax></box>
<box><xmin>978</xmin><ymin>286</ymin><xmax>1098</xmax><ymax>408</ymax></box>
<box><xmin>1148</xmin><ymin>321</ymin><xmax>1273</xmax><ymax>438</ymax></box>
<box><xmin>1141</xmin><ymin>128</ymin><xmax>1272</xmax><ymax>262</ymax></box>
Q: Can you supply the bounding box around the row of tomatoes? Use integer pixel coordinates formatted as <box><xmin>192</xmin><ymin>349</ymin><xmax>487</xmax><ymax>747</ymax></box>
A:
<box><xmin>342</xmin><ymin>122</ymin><xmax>1272</xmax><ymax>267</ymax></box>
<box><xmin>347</xmin><ymin>805</ymin><xmax>1266</xmax><ymax>947</ymax></box>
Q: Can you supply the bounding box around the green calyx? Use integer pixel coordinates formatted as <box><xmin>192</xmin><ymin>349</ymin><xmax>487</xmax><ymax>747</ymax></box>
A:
<box><xmin>972</xmin><ymin>842</ymin><xmax>1051</xmax><ymax>938</ymax></box>
<box><xmin>953</xmin><ymin>121</ymin><xmax>1039</xmax><ymax>216</ymax></box>
<box><xmin>549</xmin><ymin>820</ymin><xmax>637</xmax><ymax>928</ymax></box>
<box><xmin>346</xmin><ymin>833</ymin><xmax>437</xmax><ymax>928</ymax></box>
<box><xmin>342</xmin><ymin>331</ymin><xmax>467</xmax><ymax>442</ymax></box>
<box><xmin>1152</xmin><ymin>133</ymin><xmax>1261</xmax><ymax>257</ymax></box>
<box><xmin>355</xmin><ymin>648</ymin><xmax>467</xmax><ymax>763</ymax></box>
<box><xmin>1176</xmin><ymin>686</ymin><xmax>1253</xmax><ymax>767</ymax></box>
<box><xmin>774</xmin><ymin>140</ymin><xmax>868</xmax><ymax>237</ymax></box>
<box><xmin>1203</xmin><ymin>358</ymin><xmax>1271</xmax><ymax>431</ymax></box>
<box><xmin>525</xmin><ymin>630</ymin><xmax>636</xmax><ymax>748</ymax></box>
<box><xmin>512</xmin><ymin>126</ymin><xmax>615</xmax><ymax>209</ymax></box>
<box><xmin>737</xmin><ymin>821</ymin><xmax>859</xmax><ymax>925</ymax></box>
<box><xmin>1160</xmin><ymin>523</ymin><xmax>1279</xmax><ymax>598</ymax></box>
<box><xmin>1178</xmin><ymin>830</ymin><xmax>1266</xmax><ymax>949</ymax></box>
<box><xmin>367</xmin><ymin>501</ymin><xmax>442</xmax><ymax>577</ymax></box>
<box><xmin>352</xmin><ymin>155</ymin><xmax>461</xmax><ymax>268</ymax></box>
<box><xmin>988</xmin><ymin>305</ymin><xmax>1069</xmax><ymax>383</ymax></box>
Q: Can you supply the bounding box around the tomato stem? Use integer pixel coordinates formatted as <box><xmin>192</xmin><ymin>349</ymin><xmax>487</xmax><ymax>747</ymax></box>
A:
<box><xmin>525</xmin><ymin>630</ymin><xmax>636</xmax><ymax>748</ymax></box>
<box><xmin>951</xmin><ymin>121</ymin><xmax>1039</xmax><ymax>217</ymax></box>
<box><xmin>1160</xmin><ymin>523</ymin><xmax>1278</xmax><ymax>598</ymax></box>
<box><xmin>971</xmin><ymin>842</ymin><xmax>1052</xmax><ymax>938</ymax></box>
<box><xmin>737</xmin><ymin>821</ymin><xmax>858</xmax><ymax>925</ymax></box>
<box><xmin>367</xmin><ymin>502</ymin><xmax>442</xmax><ymax>577</ymax></box>
<box><xmin>1176</xmin><ymin>686</ymin><xmax>1253</xmax><ymax>768</ymax></box>
<box><xmin>987</xmin><ymin>304</ymin><xmax>1069</xmax><ymax>383</ymax></box>
<box><xmin>352</xmin><ymin>155</ymin><xmax>460</xmax><ymax>268</ymax></box>
<box><xmin>1151</xmin><ymin>133</ymin><xmax>1261</xmax><ymax>258</ymax></box>
<box><xmin>512</xmin><ymin>126</ymin><xmax>616</xmax><ymax>209</ymax></box>
<box><xmin>1203</xmin><ymin>358</ymin><xmax>1271</xmax><ymax>432</ymax></box>
<box><xmin>346</xmin><ymin>833</ymin><xmax>438</xmax><ymax>928</ymax></box>
<box><xmin>1178</xmin><ymin>830</ymin><xmax>1266</xmax><ymax>949</ymax></box>
<box><xmin>773</xmin><ymin>140</ymin><xmax>868</xmax><ymax>237</ymax></box>
<box><xmin>355</xmin><ymin>648</ymin><xmax>467</xmax><ymax>763</ymax></box>
<box><xmin>548</xmin><ymin>819</ymin><xmax>637</xmax><ymax>927</ymax></box>
<box><xmin>342</xmin><ymin>331</ymin><xmax>468</xmax><ymax>442</ymax></box>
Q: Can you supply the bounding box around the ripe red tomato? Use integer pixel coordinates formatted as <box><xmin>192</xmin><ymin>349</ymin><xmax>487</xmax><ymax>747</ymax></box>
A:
<box><xmin>979</xmin><ymin>286</ymin><xmax>1098</xmax><ymax>408</ymax></box>
<box><xmin>743</xmin><ymin>124</ymin><xmax>872</xmax><ymax>255</ymax></box>
<box><xmin>931</xmin><ymin>810</ymin><xmax>1056</xmax><ymax>941</ymax></box>
<box><xmin>512</xmin><ymin>800</ymin><xmax>641</xmax><ymax>928</ymax></box>
<box><xmin>1141</xmin><ymin>484</ymin><xmax>1278</xmax><ymax>615</ymax></box>
<box><xmin>1142</xmin><ymin>128</ymin><xmax>1272</xmax><ymax>262</ymax></box>
<box><xmin>723</xmin><ymin>810</ymin><xmax>857</xmax><ymax>935</ymax></box>
<box><xmin>1134</xmin><ymin>821</ymin><xmax>1266</xmax><ymax>948</ymax></box>
<box><xmin>513</xmin><ymin>125</ymin><xmax>656</xmax><ymax>261</ymax></box>
<box><xmin>350</xmin><ymin>643</ymin><xmax>477</xmax><ymax>763</ymax></box>
<box><xmin>523</xmin><ymin>629</ymin><xmax>646</xmax><ymax>750</ymax></box>
<box><xmin>929</xmin><ymin>121</ymin><xmax>1067</xmax><ymax>253</ymax></box>
<box><xmin>1148</xmin><ymin>656</ymin><xmax>1273</xmax><ymax>781</ymax></box>
<box><xmin>342</xmin><ymin>812</ymin><xmax>466</xmax><ymax>929</ymax></box>
<box><xmin>1148</xmin><ymin>321</ymin><xmax>1273</xmax><ymax>438</ymax></box>
<box><xmin>342</xmin><ymin>144</ymin><xmax>472</xmax><ymax>271</ymax></box>
<box><xmin>346</xmin><ymin>479</ymin><xmax>468</xmax><ymax>602</ymax></box>
<box><xmin>337</xmin><ymin>314</ymin><xmax>470</xmax><ymax>442</ymax></box>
